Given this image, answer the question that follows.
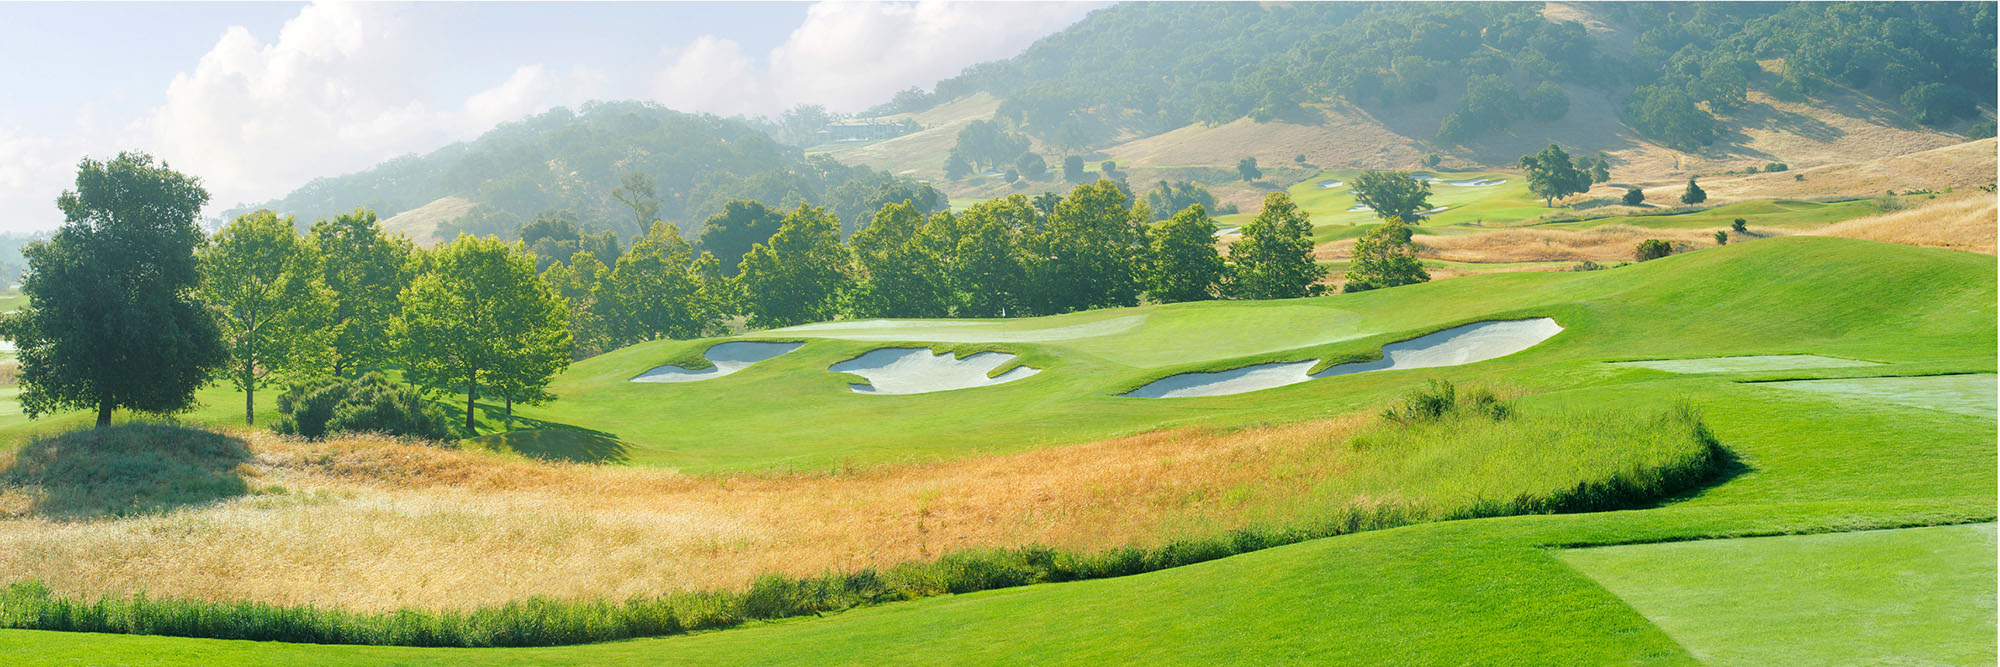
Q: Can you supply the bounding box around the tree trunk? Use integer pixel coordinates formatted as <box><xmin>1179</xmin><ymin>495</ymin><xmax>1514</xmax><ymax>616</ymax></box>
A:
<box><xmin>244</xmin><ymin>359</ymin><xmax>257</xmax><ymax>425</ymax></box>
<box><xmin>465</xmin><ymin>370</ymin><xmax>478</xmax><ymax>434</ymax></box>
<box><xmin>504</xmin><ymin>395</ymin><xmax>513</xmax><ymax>429</ymax></box>
<box><xmin>95</xmin><ymin>401</ymin><xmax>112</xmax><ymax>428</ymax></box>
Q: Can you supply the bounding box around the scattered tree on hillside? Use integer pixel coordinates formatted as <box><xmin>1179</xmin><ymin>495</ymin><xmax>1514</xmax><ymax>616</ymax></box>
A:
<box><xmin>1063</xmin><ymin>155</ymin><xmax>1087</xmax><ymax>182</ymax></box>
<box><xmin>1714</xmin><ymin>230</ymin><xmax>1728</xmax><ymax>245</ymax></box>
<box><xmin>609</xmin><ymin>173</ymin><xmax>662</xmax><ymax>237</ymax></box>
<box><xmin>1350</xmin><ymin>170</ymin><xmax>1433</xmax><ymax>221</ymax></box>
<box><xmin>1231</xmin><ymin>192</ymin><xmax>1325</xmax><ymax>299</ymax></box>
<box><xmin>399</xmin><ymin>235</ymin><xmax>570</xmax><ymax>433</ymax></box>
<box><xmin>1437</xmin><ymin>74</ymin><xmax>1523</xmax><ymax>144</ymax></box>
<box><xmin>738</xmin><ymin>204</ymin><xmax>852</xmax><ymax>328</ymax></box>
<box><xmin>1681</xmin><ymin>178</ymin><xmax>1707</xmax><ymax>205</ymax></box>
<box><xmin>1144</xmin><ymin>204</ymin><xmax>1227</xmax><ymax>303</ymax></box>
<box><xmin>606</xmin><ymin>222</ymin><xmax>715</xmax><ymax>342</ymax></box>
<box><xmin>1343</xmin><ymin>218</ymin><xmax>1428</xmax><ymax>292</ymax></box>
<box><xmin>1623</xmin><ymin>188</ymin><xmax>1645</xmax><ymax>206</ymax></box>
<box><xmin>1100</xmin><ymin>160</ymin><xmax>1118</xmax><ymax>178</ymax></box>
<box><xmin>312</xmin><ymin>208</ymin><xmax>415</xmax><ymax>377</ymax></box>
<box><xmin>1635</xmin><ymin>238</ymin><xmax>1673</xmax><ymax>261</ymax></box>
<box><xmin>1016</xmin><ymin>152</ymin><xmax>1048</xmax><ymax>181</ymax></box>
<box><xmin>850</xmin><ymin>201</ymin><xmax>953</xmax><ymax>318</ymax></box>
<box><xmin>200</xmin><ymin>210</ymin><xmax>336</xmax><ymax>424</ymax></box>
<box><xmin>945</xmin><ymin>152</ymin><xmax>973</xmax><ymax>180</ymax></box>
<box><xmin>1143</xmin><ymin>180</ymin><xmax>1218</xmax><ymax>222</ymax></box>
<box><xmin>1624</xmin><ymin>84</ymin><xmax>1718</xmax><ymax>152</ymax></box>
<box><xmin>1004</xmin><ymin>169</ymin><xmax>1020</xmax><ymax>183</ymax></box>
<box><xmin>1236</xmin><ymin>157</ymin><xmax>1262</xmax><ymax>181</ymax></box>
<box><xmin>950</xmin><ymin>120</ymin><xmax>1031</xmax><ymax>170</ymax></box>
<box><xmin>5</xmin><ymin>152</ymin><xmax>227</xmax><ymax>428</ymax></box>
<box><xmin>1731</xmin><ymin>218</ymin><xmax>1747</xmax><ymax>233</ymax></box>
<box><xmin>1422</xmin><ymin>154</ymin><xmax>1442</xmax><ymax>168</ymax></box>
<box><xmin>1574</xmin><ymin>154</ymin><xmax>1612</xmax><ymax>184</ymax></box>
<box><xmin>697</xmin><ymin>199</ymin><xmax>784</xmax><ymax>276</ymax></box>
<box><xmin>1525</xmin><ymin>81</ymin><xmax>1570</xmax><ymax>122</ymax></box>
<box><xmin>1518</xmin><ymin>144</ymin><xmax>1591</xmax><ymax>207</ymax></box>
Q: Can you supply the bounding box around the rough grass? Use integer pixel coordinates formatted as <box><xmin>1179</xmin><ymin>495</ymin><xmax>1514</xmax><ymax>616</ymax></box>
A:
<box><xmin>1319</xmin><ymin>224</ymin><xmax>1733</xmax><ymax>264</ymax></box>
<box><xmin>0</xmin><ymin>393</ymin><xmax>1725</xmax><ymax>646</ymax></box>
<box><xmin>1808</xmin><ymin>193</ymin><xmax>1997</xmax><ymax>255</ymax></box>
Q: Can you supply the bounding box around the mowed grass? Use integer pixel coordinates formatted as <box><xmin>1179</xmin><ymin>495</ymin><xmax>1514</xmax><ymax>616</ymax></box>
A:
<box><xmin>494</xmin><ymin>236</ymin><xmax>1994</xmax><ymax>473</ymax></box>
<box><xmin>1558</xmin><ymin>523</ymin><xmax>1997</xmax><ymax>665</ymax></box>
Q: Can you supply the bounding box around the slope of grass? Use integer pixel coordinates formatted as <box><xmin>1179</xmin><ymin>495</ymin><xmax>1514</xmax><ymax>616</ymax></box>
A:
<box><xmin>1558</xmin><ymin>523</ymin><xmax>1997</xmax><ymax>665</ymax></box>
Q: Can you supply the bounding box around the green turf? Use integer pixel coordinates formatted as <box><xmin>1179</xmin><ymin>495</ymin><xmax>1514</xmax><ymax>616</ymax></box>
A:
<box><xmin>1757</xmin><ymin>374</ymin><xmax>1998</xmax><ymax>419</ymax></box>
<box><xmin>1557</xmin><ymin>523</ymin><xmax>1997</xmax><ymax>665</ymax></box>
<box><xmin>1612</xmin><ymin>354</ymin><xmax>1881</xmax><ymax>374</ymax></box>
<box><xmin>0</xmin><ymin>235</ymin><xmax>1991</xmax><ymax>663</ymax></box>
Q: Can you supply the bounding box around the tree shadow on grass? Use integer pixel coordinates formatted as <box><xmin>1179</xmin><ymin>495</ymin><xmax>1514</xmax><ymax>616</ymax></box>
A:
<box><xmin>0</xmin><ymin>424</ymin><xmax>252</xmax><ymax>520</ymax></box>
<box><xmin>462</xmin><ymin>417</ymin><xmax>631</xmax><ymax>464</ymax></box>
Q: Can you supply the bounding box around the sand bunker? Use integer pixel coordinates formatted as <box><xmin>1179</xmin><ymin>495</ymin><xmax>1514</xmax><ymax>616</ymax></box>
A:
<box><xmin>1124</xmin><ymin>318</ymin><xmax>1562</xmax><ymax>398</ymax></box>
<box><xmin>1446</xmin><ymin>178</ymin><xmax>1506</xmax><ymax>187</ymax></box>
<box><xmin>1614</xmin><ymin>355</ymin><xmax>1879</xmax><ymax>374</ymax></box>
<box><xmin>631</xmin><ymin>341</ymin><xmax>803</xmax><ymax>383</ymax></box>
<box><xmin>832</xmin><ymin>348</ymin><xmax>1041</xmax><ymax>395</ymax></box>
<box><xmin>1346</xmin><ymin>204</ymin><xmax>1372</xmax><ymax>212</ymax></box>
<box><xmin>1318</xmin><ymin>180</ymin><xmax>1344</xmax><ymax>189</ymax></box>
<box><xmin>1758</xmin><ymin>374</ymin><xmax>1996</xmax><ymax>418</ymax></box>
<box><xmin>1214</xmin><ymin>226</ymin><xmax>1241</xmax><ymax>237</ymax></box>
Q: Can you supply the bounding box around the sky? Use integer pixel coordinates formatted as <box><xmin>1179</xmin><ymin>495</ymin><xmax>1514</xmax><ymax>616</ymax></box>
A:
<box><xmin>0</xmin><ymin>1</ymin><xmax>1099</xmax><ymax>233</ymax></box>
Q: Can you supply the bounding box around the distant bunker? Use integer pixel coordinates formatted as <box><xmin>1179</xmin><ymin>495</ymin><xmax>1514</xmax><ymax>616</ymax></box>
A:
<box><xmin>1123</xmin><ymin>318</ymin><xmax>1562</xmax><ymax>398</ymax></box>
<box><xmin>832</xmin><ymin>348</ymin><xmax>1041</xmax><ymax>395</ymax></box>
<box><xmin>1317</xmin><ymin>180</ymin><xmax>1344</xmax><ymax>189</ymax></box>
<box><xmin>631</xmin><ymin>341</ymin><xmax>803</xmax><ymax>383</ymax></box>
<box><xmin>1611</xmin><ymin>354</ymin><xmax>1879</xmax><ymax>374</ymax></box>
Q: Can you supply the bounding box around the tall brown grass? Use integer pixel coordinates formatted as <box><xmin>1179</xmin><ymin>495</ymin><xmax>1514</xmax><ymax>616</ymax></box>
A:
<box><xmin>1319</xmin><ymin>225</ymin><xmax>1737</xmax><ymax>264</ymax></box>
<box><xmin>1807</xmin><ymin>194</ymin><xmax>1997</xmax><ymax>255</ymax></box>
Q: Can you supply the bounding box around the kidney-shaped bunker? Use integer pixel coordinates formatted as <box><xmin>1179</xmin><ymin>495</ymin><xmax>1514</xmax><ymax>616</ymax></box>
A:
<box><xmin>1123</xmin><ymin>318</ymin><xmax>1562</xmax><ymax>398</ymax></box>
<box><xmin>832</xmin><ymin>348</ymin><xmax>1041</xmax><ymax>395</ymax></box>
<box><xmin>631</xmin><ymin>341</ymin><xmax>803</xmax><ymax>383</ymax></box>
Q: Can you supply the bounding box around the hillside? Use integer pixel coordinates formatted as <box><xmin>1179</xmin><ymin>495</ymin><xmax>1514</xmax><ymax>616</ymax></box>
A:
<box><xmin>229</xmin><ymin>102</ymin><xmax>941</xmax><ymax>243</ymax></box>
<box><xmin>822</xmin><ymin>1</ymin><xmax>1993</xmax><ymax>206</ymax></box>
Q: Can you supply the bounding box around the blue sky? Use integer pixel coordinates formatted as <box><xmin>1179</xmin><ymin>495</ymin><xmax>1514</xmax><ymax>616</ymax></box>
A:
<box><xmin>0</xmin><ymin>1</ymin><xmax>1095</xmax><ymax>232</ymax></box>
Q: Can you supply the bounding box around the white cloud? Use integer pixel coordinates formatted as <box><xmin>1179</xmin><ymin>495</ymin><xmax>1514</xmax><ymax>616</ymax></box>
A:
<box><xmin>652</xmin><ymin>1</ymin><xmax>1097</xmax><ymax>117</ymax></box>
<box><xmin>138</xmin><ymin>1</ymin><xmax>604</xmax><ymax>212</ymax></box>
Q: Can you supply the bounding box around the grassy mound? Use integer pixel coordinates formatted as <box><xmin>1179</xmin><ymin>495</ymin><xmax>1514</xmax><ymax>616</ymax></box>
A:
<box><xmin>0</xmin><ymin>425</ymin><xmax>251</xmax><ymax>519</ymax></box>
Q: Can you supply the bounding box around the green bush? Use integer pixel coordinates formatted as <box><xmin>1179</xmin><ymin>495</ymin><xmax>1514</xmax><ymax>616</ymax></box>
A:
<box><xmin>1763</xmin><ymin>162</ymin><xmax>1788</xmax><ymax>172</ymax></box>
<box><xmin>1622</xmin><ymin>188</ymin><xmax>1644</xmax><ymax>206</ymax></box>
<box><xmin>1731</xmin><ymin>218</ymin><xmax>1747</xmax><ymax>233</ymax></box>
<box><xmin>1635</xmin><ymin>239</ymin><xmax>1673</xmax><ymax>261</ymax></box>
<box><xmin>1714</xmin><ymin>230</ymin><xmax>1728</xmax><ymax>245</ymax></box>
<box><xmin>1569</xmin><ymin>260</ymin><xmax>1605</xmax><ymax>272</ymax></box>
<box><xmin>273</xmin><ymin>373</ymin><xmax>455</xmax><ymax>441</ymax></box>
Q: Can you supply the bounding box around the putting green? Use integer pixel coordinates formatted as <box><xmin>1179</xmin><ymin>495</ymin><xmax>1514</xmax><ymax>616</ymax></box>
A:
<box><xmin>1557</xmin><ymin>523</ymin><xmax>1998</xmax><ymax>665</ymax></box>
<box><xmin>1612</xmin><ymin>354</ymin><xmax>1880</xmax><ymax>374</ymax></box>
<box><xmin>1756</xmin><ymin>374</ymin><xmax>1998</xmax><ymax>419</ymax></box>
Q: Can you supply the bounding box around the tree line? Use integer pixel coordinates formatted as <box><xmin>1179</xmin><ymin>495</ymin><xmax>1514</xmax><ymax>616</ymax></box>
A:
<box><xmin>6</xmin><ymin>153</ymin><xmax>1330</xmax><ymax>435</ymax></box>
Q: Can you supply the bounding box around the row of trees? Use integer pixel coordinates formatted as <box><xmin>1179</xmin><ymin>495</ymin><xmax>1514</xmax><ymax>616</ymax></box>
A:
<box><xmin>8</xmin><ymin>153</ymin><xmax>571</xmax><ymax>433</ymax></box>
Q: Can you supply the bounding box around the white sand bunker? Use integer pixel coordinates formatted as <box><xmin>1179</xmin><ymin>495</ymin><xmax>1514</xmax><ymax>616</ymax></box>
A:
<box><xmin>631</xmin><ymin>341</ymin><xmax>803</xmax><ymax>383</ymax></box>
<box><xmin>832</xmin><ymin>348</ymin><xmax>1041</xmax><ymax>395</ymax></box>
<box><xmin>1346</xmin><ymin>204</ymin><xmax>1373</xmax><ymax>212</ymax></box>
<box><xmin>1124</xmin><ymin>318</ymin><xmax>1562</xmax><ymax>398</ymax></box>
<box><xmin>1318</xmin><ymin>180</ymin><xmax>1344</xmax><ymax>189</ymax></box>
<box><xmin>1447</xmin><ymin>178</ymin><xmax>1506</xmax><ymax>187</ymax></box>
<box><xmin>1214</xmin><ymin>226</ymin><xmax>1241</xmax><ymax>237</ymax></box>
<box><xmin>1613</xmin><ymin>355</ymin><xmax>1879</xmax><ymax>374</ymax></box>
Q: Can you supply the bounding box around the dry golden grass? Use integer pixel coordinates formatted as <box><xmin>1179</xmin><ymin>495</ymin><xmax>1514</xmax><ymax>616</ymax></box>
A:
<box><xmin>1317</xmin><ymin>225</ymin><xmax>1748</xmax><ymax>264</ymax></box>
<box><xmin>0</xmin><ymin>418</ymin><xmax>1368</xmax><ymax>611</ymax></box>
<box><xmin>1807</xmin><ymin>193</ymin><xmax>1998</xmax><ymax>255</ymax></box>
<box><xmin>1680</xmin><ymin>138</ymin><xmax>1997</xmax><ymax>205</ymax></box>
<box><xmin>378</xmin><ymin>196</ymin><xmax>477</xmax><ymax>247</ymax></box>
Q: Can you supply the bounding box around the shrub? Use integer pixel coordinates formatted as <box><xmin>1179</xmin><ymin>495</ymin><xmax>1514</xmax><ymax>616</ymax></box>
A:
<box><xmin>1380</xmin><ymin>379</ymin><xmax>1511</xmax><ymax>425</ymax></box>
<box><xmin>1763</xmin><ymin>162</ymin><xmax>1788</xmax><ymax>172</ymax></box>
<box><xmin>1680</xmin><ymin>178</ymin><xmax>1706</xmax><ymax>205</ymax></box>
<box><xmin>273</xmin><ymin>373</ymin><xmax>455</xmax><ymax>441</ymax></box>
<box><xmin>1622</xmin><ymin>188</ymin><xmax>1644</xmax><ymax>206</ymax></box>
<box><xmin>1714</xmin><ymin>230</ymin><xmax>1728</xmax><ymax>245</ymax></box>
<box><xmin>1635</xmin><ymin>239</ymin><xmax>1672</xmax><ymax>261</ymax></box>
<box><xmin>1731</xmin><ymin>218</ymin><xmax>1747</xmax><ymax>233</ymax></box>
<box><xmin>1569</xmin><ymin>260</ymin><xmax>1605</xmax><ymax>272</ymax></box>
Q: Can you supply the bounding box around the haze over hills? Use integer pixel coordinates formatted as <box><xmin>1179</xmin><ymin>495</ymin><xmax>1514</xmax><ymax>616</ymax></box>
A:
<box><xmin>235</xmin><ymin>2</ymin><xmax>1996</xmax><ymax>238</ymax></box>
